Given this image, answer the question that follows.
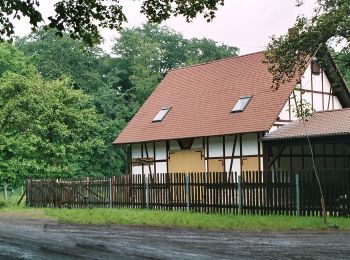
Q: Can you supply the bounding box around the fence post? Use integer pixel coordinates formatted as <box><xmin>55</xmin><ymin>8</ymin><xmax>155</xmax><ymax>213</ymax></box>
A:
<box><xmin>26</xmin><ymin>180</ymin><xmax>29</xmax><ymax>206</ymax></box>
<box><xmin>109</xmin><ymin>178</ymin><xmax>112</xmax><ymax>208</ymax></box>
<box><xmin>145</xmin><ymin>175</ymin><xmax>150</xmax><ymax>209</ymax></box>
<box><xmin>3</xmin><ymin>182</ymin><xmax>8</xmax><ymax>200</ymax></box>
<box><xmin>238</xmin><ymin>175</ymin><xmax>242</xmax><ymax>214</ymax></box>
<box><xmin>185</xmin><ymin>174</ymin><xmax>190</xmax><ymax>212</ymax></box>
<box><xmin>295</xmin><ymin>173</ymin><xmax>300</xmax><ymax>216</ymax></box>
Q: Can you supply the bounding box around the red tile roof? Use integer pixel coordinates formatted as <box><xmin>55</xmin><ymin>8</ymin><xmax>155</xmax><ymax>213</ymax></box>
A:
<box><xmin>263</xmin><ymin>109</ymin><xmax>350</xmax><ymax>140</ymax></box>
<box><xmin>114</xmin><ymin>52</ymin><xmax>297</xmax><ymax>144</ymax></box>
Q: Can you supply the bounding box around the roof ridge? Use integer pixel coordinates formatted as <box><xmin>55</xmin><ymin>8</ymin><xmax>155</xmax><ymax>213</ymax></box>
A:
<box><xmin>169</xmin><ymin>51</ymin><xmax>266</xmax><ymax>73</ymax></box>
<box><xmin>314</xmin><ymin>108</ymin><xmax>350</xmax><ymax>114</ymax></box>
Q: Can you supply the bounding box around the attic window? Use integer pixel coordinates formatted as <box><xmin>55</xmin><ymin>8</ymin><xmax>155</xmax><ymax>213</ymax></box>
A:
<box><xmin>311</xmin><ymin>60</ymin><xmax>321</xmax><ymax>75</ymax></box>
<box><xmin>152</xmin><ymin>107</ymin><xmax>171</xmax><ymax>122</ymax></box>
<box><xmin>231</xmin><ymin>96</ymin><xmax>252</xmax><ymax>112</ymax></box>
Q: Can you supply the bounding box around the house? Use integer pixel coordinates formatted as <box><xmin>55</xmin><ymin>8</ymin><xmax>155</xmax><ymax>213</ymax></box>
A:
<box><xmin>113</xmin><ymin>51</ymin><xmax>350</xmax><ymax>175</ymax></box>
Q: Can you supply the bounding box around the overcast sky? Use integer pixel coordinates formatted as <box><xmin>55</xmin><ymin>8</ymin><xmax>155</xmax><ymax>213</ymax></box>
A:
<box><xmin>13</xmin><ymin>0</ymin><xmax>315</xmax><ymax>54</ymax></box>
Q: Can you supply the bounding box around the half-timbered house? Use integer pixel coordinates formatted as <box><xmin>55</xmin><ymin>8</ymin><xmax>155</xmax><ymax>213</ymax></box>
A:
<box><xmin>114</xmin><ymin>51</ymin><xmax>350</xmax><ymax>175</ymax></box>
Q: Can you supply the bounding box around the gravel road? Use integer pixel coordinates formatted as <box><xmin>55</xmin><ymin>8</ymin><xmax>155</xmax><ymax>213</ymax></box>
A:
<box><xmin>0</xmin><ymin>214</ymin><xmax>349</xmax><ymax>259</ymax></box>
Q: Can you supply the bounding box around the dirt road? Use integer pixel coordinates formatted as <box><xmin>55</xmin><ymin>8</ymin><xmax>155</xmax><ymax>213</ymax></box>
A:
<box><xmin>0</xmin><ymin>214</ymin><xmax>349</xmax><ymax>259</ymax></box>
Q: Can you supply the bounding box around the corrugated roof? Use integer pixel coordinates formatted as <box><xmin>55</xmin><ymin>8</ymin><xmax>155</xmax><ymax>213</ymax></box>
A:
<box><xmin>263</xmin><ymin>109</ymin><xmax>350</xmax><ymax>140</ymax></box>
<box><xmin>114</xmin><ymin>51</ymin><xmax>297</xmax><ymax>144</ymax></box>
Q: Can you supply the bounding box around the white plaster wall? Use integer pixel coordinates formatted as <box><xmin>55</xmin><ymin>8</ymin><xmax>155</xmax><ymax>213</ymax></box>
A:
<box><xmin>312</xmin><ymin>71</ymin><xmax>323</xmax><ymax>92</ymax></box>
<box><xmin>208</xmin><ymin>136</ymin><xmax>223</xmax><ymax>157</ymax></box>
<box><xmin>313</xmin><ymin>93</ymin><xmax>324</xmax><ymax>111</ymax></box>
<box><xmin>278</xmin><ymin>101</ymin><xmax>290</xmax><ymax>121</ymax></box>
<box><xmin>132</xmin><ymin>165</ymin><xmax>143</xmax><ymax>175</ymax></box>
<box><xmin>322</xmin><ymin>73</ymin><xmax>332</xmax><ymax>93</ymax></box>
<box><xmin>242</xmin><ymin>133</ymin><xmax>259</xmax><ymax>156</ymax></box>
<box><xmin>143</xmin><ymin>164</ymin><xmax>155</xmax><ymax>175</ymax></box>
<box><xmin>323</xmin><ymin>94</ymin><xmax>331</xmax><ymax>110</ymax></box>
<box><xmin>131</xmin><ymin>143</ymin><xmax>142</xmax><ymax>158</ymax></box>
<box><xmin>156</xmin><ymin>162</ymin><xmax>167</xmax><ymax>173</ymax></box>
<box><xmin>225</xmin><ymin>158</ymin><xmax>241</xmax><ymax>173</ymax></box>
<box><xmin>155</xmin><ymin>141</ymin><xmax>167</xmax><ymax>160</ymax></box>
<box><xmin>144</xmin><ymin>142</ymin><xmax>154</xmax><ymax>157</ymax></box>
<box><xmin>334</xmin><ymin>95</ymin><xmax>342</xmax><ymax>109</ymax></box>
<box><xmin>225</xmin><ymin>135</ymin><xmax>240</xmax><ymax>157</ymax></box>
<box><xmin>300</xmin><ymin>64</ymin><xmax>311</xmax><ymax>89</ymax></box>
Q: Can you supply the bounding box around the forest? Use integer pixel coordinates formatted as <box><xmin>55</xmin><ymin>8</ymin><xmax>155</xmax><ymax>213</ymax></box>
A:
<box><xmin>0</xmin><ymin>24</ymin><xmax>238</xmax><ymax>186</ymax></box>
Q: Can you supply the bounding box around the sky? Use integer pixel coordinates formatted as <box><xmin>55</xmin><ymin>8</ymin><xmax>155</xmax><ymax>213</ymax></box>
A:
<box><xmin>13</xmin><ymin>0</ymin><xmax>315</xmax><ymax>55</ymax></box>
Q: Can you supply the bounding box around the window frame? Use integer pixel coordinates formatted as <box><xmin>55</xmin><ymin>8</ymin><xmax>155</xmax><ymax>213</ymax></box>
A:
<box><xmin>152</xmin><ymin>107</ymin><xmax>171</xmax><ymax>122</ymax></box>
<box><xmin>231</xmin><ymin>96</ymin><xmax>252</xmax><ymax>113</ymax></box>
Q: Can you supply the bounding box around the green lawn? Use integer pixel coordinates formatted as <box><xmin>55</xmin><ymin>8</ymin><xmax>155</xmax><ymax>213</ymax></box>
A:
<box><xmin>43</xmin><ymin>208</ymin><xmax>350</xmax><ymax>231</ymax></box>
<box><xmin>1</xmin><ymin>194</ymin><xmax>350</xmax><ymax>231</ymax></box>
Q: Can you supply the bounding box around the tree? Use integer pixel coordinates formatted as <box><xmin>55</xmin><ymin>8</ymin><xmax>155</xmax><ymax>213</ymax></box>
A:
<box><xmin>0</xmin><ymin>0</ymin><xmax>224</xmax><ymax>45</ymax></box>
<box><xmin>0</xmin><ymin>43</ymin><xmax>105</xmax><ymax>186</ymax></box>
<box><xmin>334</xmin><ymin>50</ymin><xmax>350</xmax><ymax>86</ymax></box>
<box><xmin>265</xmin><ymin>0</ymin><xmax>350</xmax><ymax>89</ymax></box>
<box><xmin>114</xmin><ymin>24</ymin><xmax>238</xmax><ymax>112</ymax></box>
<box><xmin>16</xmin><ymin>29</ymin><xmax>129</xmax><ymax>177</ymax></box>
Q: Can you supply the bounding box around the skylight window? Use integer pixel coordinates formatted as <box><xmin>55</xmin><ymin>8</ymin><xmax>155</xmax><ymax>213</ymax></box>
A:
<box><xmin>152</xmin><ymin>107</ymin><xmax>171</xmax><ymax>122</ymax></box>
<box><xmin>231</xmin><ymin>96</ymin><xmax>252</xmax><ymax>112</ymax></box>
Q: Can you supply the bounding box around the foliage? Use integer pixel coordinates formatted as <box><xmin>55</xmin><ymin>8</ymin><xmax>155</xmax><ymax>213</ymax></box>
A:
<box><xmin>0</xmin><ymin>43</ymin><xmax>105</xmax><ymax>185</ymax></box>
<box><xmin>0</xmin><ymin>0</ymin><xmax>224</xmax><ymax>46</ymax></box>
<box><xmin>265</xmin><ymin>0</ymin><xmax>350</xmax><ymax>89</ymax></box>
<box><xmin>45</xmin><ymin>208</ymin><xmax>350</xmax><ymax>231</ymax></box>
<box><xmin>291</xmin><ymin>96</ymin><xmax>315</xmax><ymax>119</ymax></box>
<box><xmin>114</xmin><ymin>24</ymin><xmax>238</xmax><ymax>112</ymax></box>
<box><xmin>16</xmin><ymin>29</ymin><xmax>128</xmax><ymax>177</ymax></box>
<box><xmin>334</xmin><ymin>50</ymin><xmax>350</xmax><ymax>86</ymax></box>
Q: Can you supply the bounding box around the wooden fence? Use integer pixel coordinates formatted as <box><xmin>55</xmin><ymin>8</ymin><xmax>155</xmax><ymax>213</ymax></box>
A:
<box><xmin>26</xmin><ymin>169</ymin><xmax>350</xmax><ymax>217</ymax></box>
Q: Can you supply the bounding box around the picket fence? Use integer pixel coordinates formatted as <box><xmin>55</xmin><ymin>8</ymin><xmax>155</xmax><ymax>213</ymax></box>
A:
<box><xmin>26</xmin><ymin>169</ymin><xmax>350</xmax><ymax>217</ymax></box>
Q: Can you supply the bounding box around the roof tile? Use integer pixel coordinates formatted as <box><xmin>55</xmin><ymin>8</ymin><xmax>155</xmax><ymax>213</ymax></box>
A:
<box><xmin>114</xmin><ymin>52</ymin><xmax>297</xmax><ymax>144</ymax></box>
<box><xmin>263</xmin><ymin>109</ymin><xmax>350</xmax><ymax>140</ymax></box>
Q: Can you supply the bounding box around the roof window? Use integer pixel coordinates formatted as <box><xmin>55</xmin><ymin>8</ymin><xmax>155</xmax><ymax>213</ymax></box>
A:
<box><xmin>152</xmin><ymin>107</ymin><xmax>171</xmax><ymax>122</ymax></box>
<box><xmin>231</xmin><ymin>96</ymin><xmax>252</xmax><ymax>112</ymax></box>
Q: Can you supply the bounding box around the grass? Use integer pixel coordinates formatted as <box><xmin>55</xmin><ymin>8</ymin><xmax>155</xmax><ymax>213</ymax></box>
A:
<box><xmin>0</xmin><ymin>189</ymin><xmax>26</xmax><ymax>209</ymax></box>
<box><xmin>1</xmin><ymin>191</ymin><xmax>349</xmax><ymax>231</ymax></box>
<box><xmin>43</xmin><ymin>208</ymin><xmax>350</xmax><ymax>231</ymax></box>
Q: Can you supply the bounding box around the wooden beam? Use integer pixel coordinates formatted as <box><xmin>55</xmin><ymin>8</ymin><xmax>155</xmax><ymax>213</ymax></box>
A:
<box><xmin>267</xmin><ymin>145</ymin><xmax>286</xmax><ymax>170</ymax></box>
<box><xmin>229</xmin><ymin>135</ymin><xmax>238</xmax><ymax>173</ymax></box>
<box><xmin>144</xmin><ymin>143</ymin><xmax>152</xmax><ymax>174</ymax></box>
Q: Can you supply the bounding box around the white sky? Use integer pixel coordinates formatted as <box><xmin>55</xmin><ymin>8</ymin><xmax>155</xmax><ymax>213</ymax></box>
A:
<box><xmin>13</xmin><ymin>0</ymin><xmax>315</xmax><ymax>54</ymax></box>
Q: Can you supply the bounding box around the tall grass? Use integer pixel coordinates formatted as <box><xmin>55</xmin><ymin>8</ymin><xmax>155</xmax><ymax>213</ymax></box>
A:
<box><xmin>0</xmin><ymin>187</ymin><xmax>26</xmax><ymax>209</ymax></box>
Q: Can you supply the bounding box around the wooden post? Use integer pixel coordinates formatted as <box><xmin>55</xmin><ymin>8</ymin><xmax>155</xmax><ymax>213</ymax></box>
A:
<box><xmin>185</xmin><ymin>174</ymin><xmax>190</xmax><ymax>212</ymax></box>
<box><xmin>295</xmin><ymin>173</ymin><xmax>300</xmax><ymax>216</ymax></box>
<box><xmin>145</xmin><ymin>175</ymin><xmax>150</xmax><ymax>209</ymax></box>
<box><xmin>238</xmin><ymin>175</ymin><xmax>242</xmax><ymax>214</ymax></box>
<box><xmin>109</xmin><ymin>178</ymin><xmax>112</xmax><ymax>208</ymax></box>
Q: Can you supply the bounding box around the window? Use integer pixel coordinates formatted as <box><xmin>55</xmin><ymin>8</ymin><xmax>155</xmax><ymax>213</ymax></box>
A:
<box><xmin>311</xmin><ymin>60</ymin><xmax>321</xmax><ymax>75</ymax></box>
<box><xmin>231</xmin><ymin>96</ymin><xmax>252</xmax><ymax>112</ymax></box>
<box><xmin>152</xmin><ymin>107</ymin><xmax>171</xmax><ymax>122</ymax></box>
